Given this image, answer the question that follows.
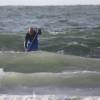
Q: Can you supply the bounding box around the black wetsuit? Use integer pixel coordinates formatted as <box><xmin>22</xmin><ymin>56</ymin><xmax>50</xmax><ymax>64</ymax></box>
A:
<box><xmin>25</xmin><ymin>32</ymin><xmax>36</xmax><ymax>49</ymax></box>
<box><xmin>24</xmin><ymin>29</ymin><xmax>41</xmax><ymax>51</ymax></box>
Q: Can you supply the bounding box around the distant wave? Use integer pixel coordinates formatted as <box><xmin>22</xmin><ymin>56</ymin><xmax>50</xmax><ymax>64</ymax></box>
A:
<box><xmin>0</xmin><ymin>6</ymin><xmax>100</xmax><ymax>33</ymax></box>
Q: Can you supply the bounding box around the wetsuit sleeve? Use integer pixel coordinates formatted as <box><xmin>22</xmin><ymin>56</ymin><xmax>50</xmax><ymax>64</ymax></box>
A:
<box><xmin>38</xmin><ymin>29</ymin><xmax>42</xmax><ymax>35</ymax></box>
<box><xmin>24</xmin><ymin>34</ymin><xmax>28</xmax><ymax>49</ymax></box>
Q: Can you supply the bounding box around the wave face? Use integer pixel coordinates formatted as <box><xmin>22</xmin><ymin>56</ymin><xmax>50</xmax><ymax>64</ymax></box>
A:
<box><xmin>0</xmin><ymin>51</ymin><xmax>100</xmax><ymax>96</ymax></box>
<box><xmin>0</xmin><ymin>70</ymin><xmax>100</xmax><ymax>95</ymax></box>
<box><xmin>0</xmin><ymin>70</ymin><xmax>100</xmax><ymax>88</ymax></box>
<box><xmin>0</xmin><ymin>51</ymin><xmax>99</xmax><ymax>95</ymax></box>
<box><xmin>0</xmin><ymin>51</ymin><xmax>100</xmax><ymax>73</ymax></box>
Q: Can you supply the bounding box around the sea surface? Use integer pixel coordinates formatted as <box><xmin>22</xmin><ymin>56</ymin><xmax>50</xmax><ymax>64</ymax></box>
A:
<box><xmin>0</xmin><ymin>5</ymin><xmax>100</xmax><ymax>100</ymax></box>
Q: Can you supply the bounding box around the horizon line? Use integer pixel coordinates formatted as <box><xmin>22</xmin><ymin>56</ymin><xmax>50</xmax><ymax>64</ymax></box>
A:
<box><xmin>0</xmin><ymin>4</ymin><xmax>100</xmax><ymax>6</ymax></box>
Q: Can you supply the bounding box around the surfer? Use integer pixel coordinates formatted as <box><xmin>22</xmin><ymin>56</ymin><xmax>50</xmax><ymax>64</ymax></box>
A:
<box><xmin>24</xmin><ymin>27</ymin><xmax>42</xmax><ymax>51</ymax></box>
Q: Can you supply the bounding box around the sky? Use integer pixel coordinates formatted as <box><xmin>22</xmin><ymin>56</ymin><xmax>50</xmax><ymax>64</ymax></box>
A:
<box><xmin>0</xmin><ymin>0</ymin><xmax>100</xmax><ymax>6</ymax></box>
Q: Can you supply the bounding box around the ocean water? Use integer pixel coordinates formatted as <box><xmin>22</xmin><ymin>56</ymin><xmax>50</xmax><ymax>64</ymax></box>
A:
<box><xmin>0</xmin><ymin>5</ymin><xmax>100</xmax><ymax>99</ymax></box>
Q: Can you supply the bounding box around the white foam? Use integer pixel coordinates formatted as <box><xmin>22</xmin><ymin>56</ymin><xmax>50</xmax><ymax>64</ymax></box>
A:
<box><xmin>0</xmin><ymin>94</ymin><xmax>100</xmax><ymax>100</ymax></box>
<box><xmin>0</xmin><ymin>69</ymin><xmax>100</xmax><ymax>76</ymax></box>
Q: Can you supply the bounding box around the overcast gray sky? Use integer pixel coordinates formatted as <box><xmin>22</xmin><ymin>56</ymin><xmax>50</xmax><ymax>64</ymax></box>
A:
<box><xmin>0</xmin><ymin>0</ymin><xmax>100</xmax><ymax>6</ymax></box>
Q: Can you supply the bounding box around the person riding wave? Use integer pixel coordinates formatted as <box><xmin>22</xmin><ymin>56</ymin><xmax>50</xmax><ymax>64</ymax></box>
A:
<box><xmin>24</xmin><ymin>27</ymin><xmax>42</xmax><ymax>52</ymax></box>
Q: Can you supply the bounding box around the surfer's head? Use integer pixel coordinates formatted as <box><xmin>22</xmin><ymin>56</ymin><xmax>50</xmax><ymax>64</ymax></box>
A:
<box><xmin>28</xmin><ymin>27</ymin><xmax>34</xmax><ymax>35</ymax></box>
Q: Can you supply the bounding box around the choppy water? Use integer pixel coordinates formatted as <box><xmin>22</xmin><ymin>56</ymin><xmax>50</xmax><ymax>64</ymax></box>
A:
<box><xmin>0</xmin><ymin>6</ymin><xmax>100</xmax><ymax>33</ymax></box>
<box><xmin>0</xmin><ymin>6</ymin><xmax>100</xmax><ymax>99</ymax></box>
<box><xmin>0</xmin><ymin>6</ymin><xmax>100</xmax><ymax>56</ymax></box>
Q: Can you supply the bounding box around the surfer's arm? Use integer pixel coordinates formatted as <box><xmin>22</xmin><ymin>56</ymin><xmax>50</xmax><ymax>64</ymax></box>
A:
<box><xmin>24</xmin><ymin>34</ymin><xmax>29</xmax><ymax>49</ymax></box>
<box><xmin>38</xmin><ymin>28</ymin><xmax>42</xmax><ymax>35</ymax></box>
